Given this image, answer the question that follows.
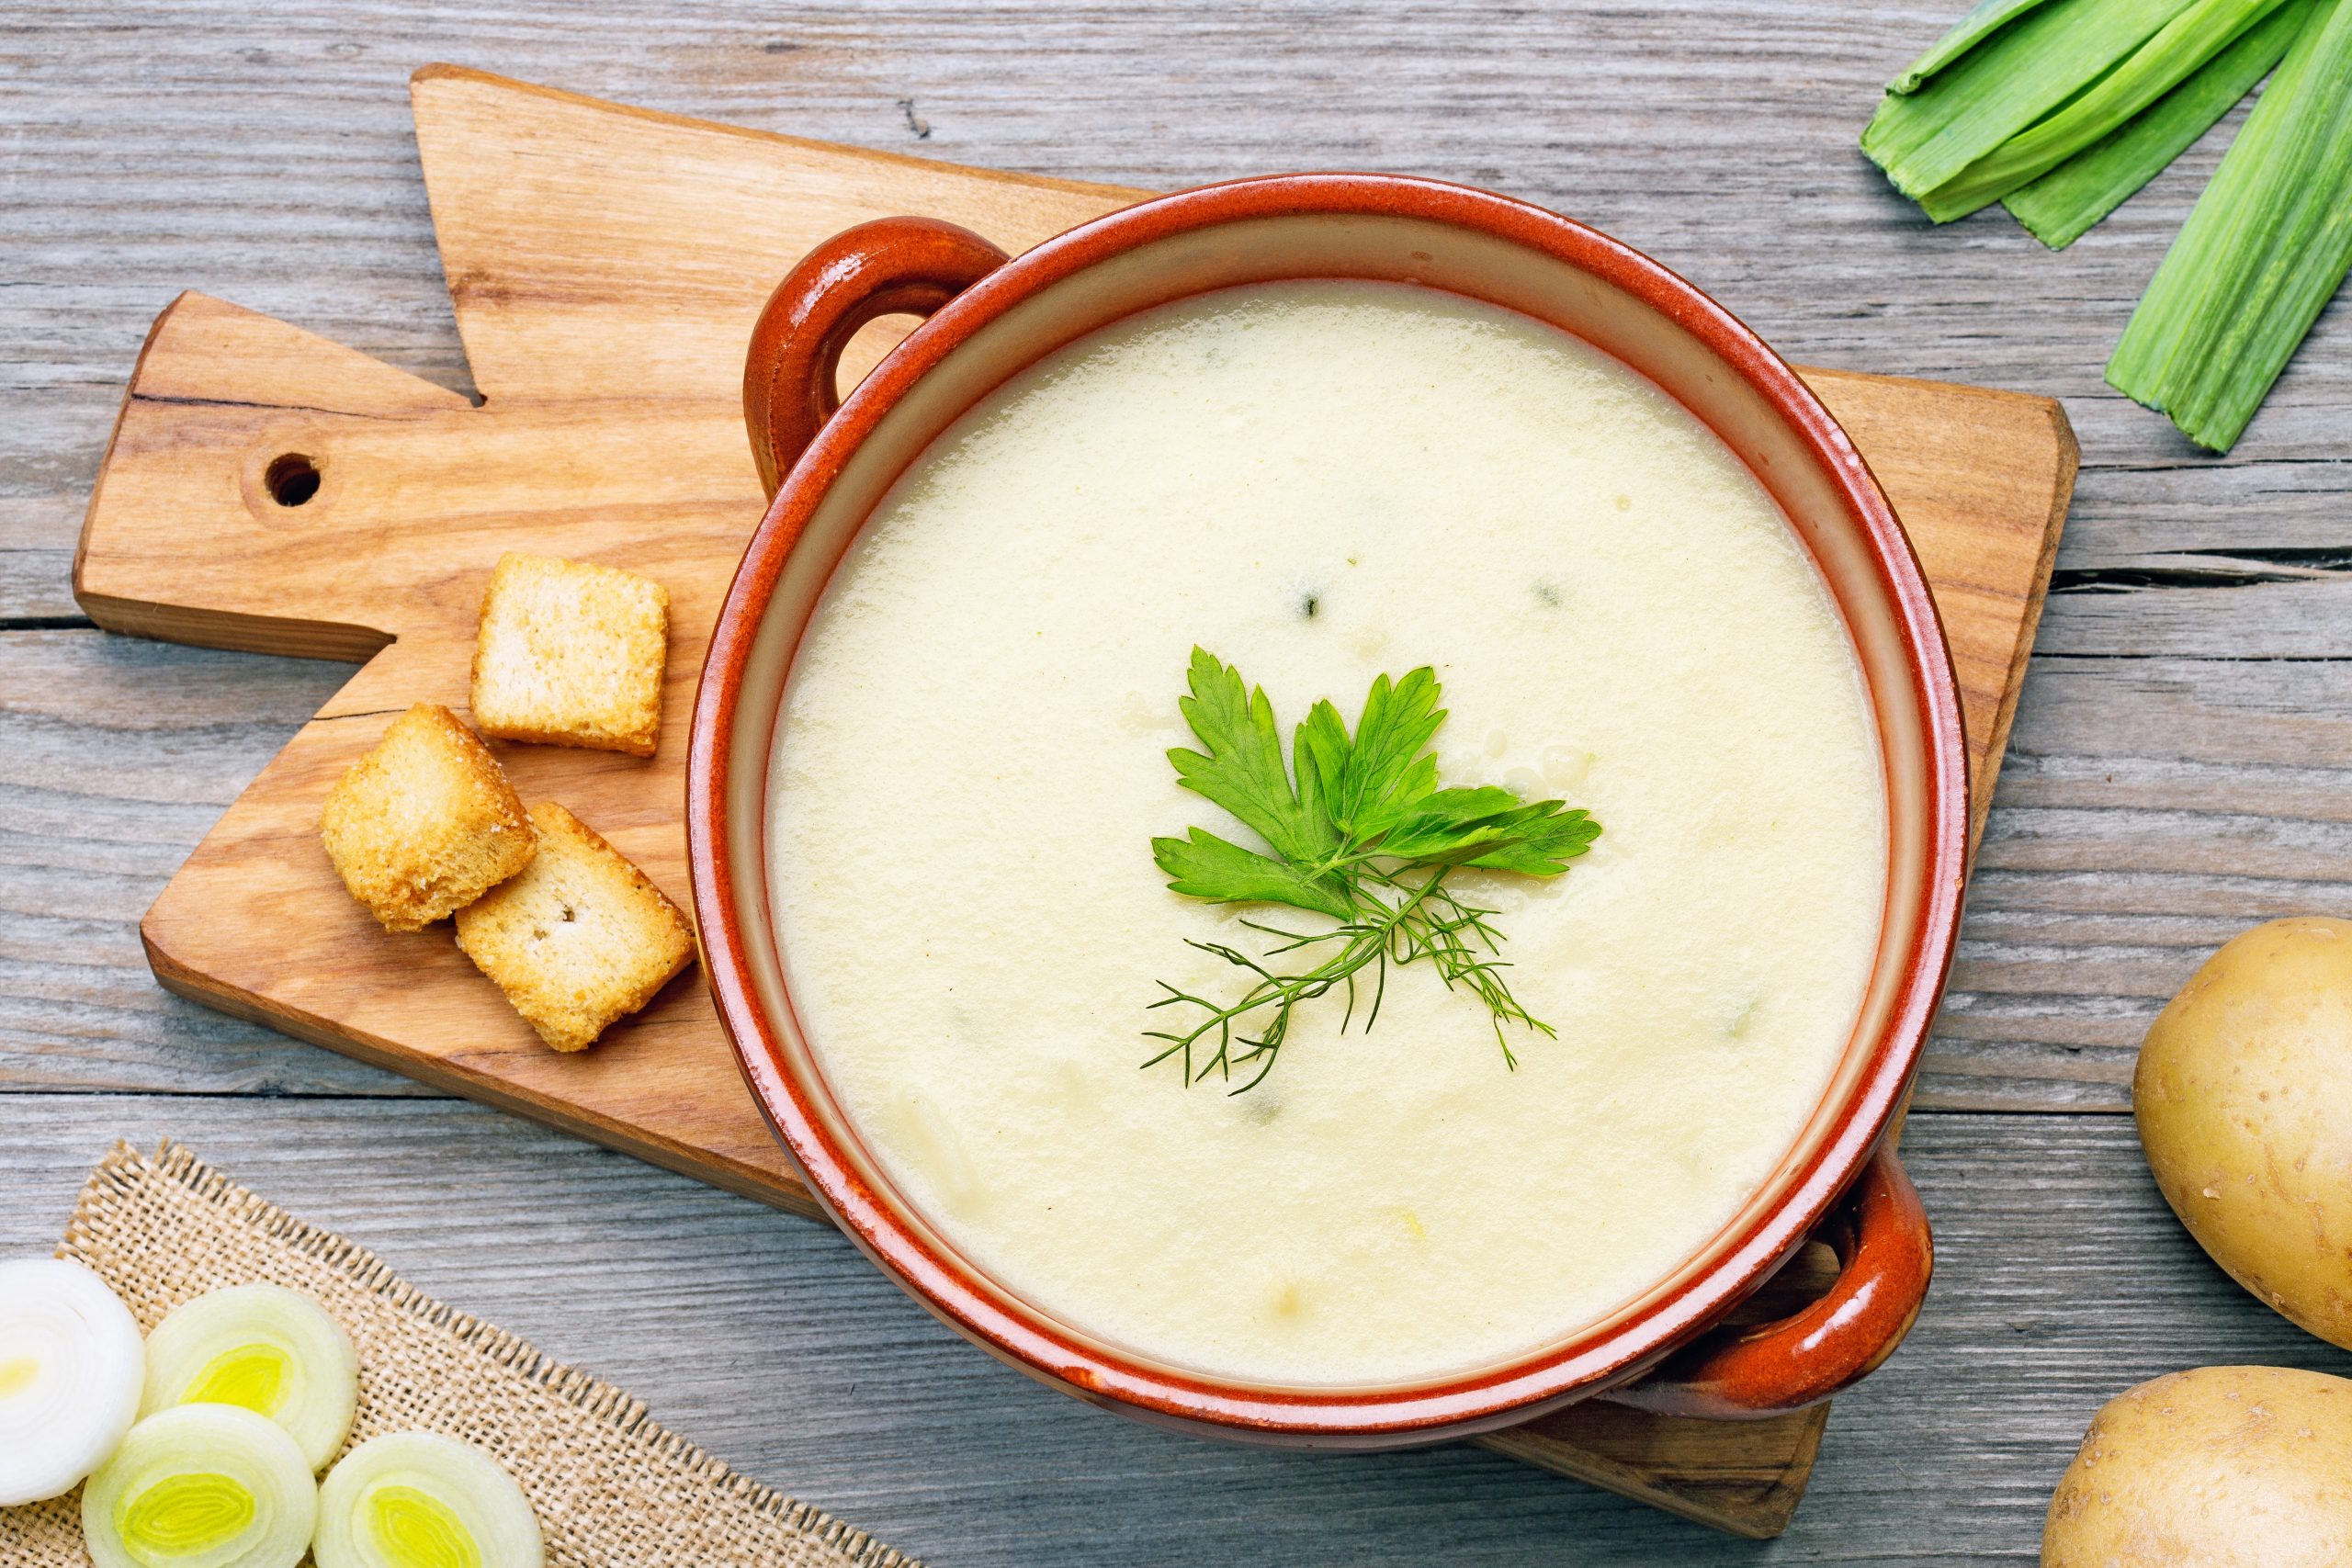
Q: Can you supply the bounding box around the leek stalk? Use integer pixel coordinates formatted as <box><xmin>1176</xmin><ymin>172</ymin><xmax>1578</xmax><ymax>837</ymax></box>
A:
<box><xmin>1917</xmin><ymin>0</ymin><xmax>2294</xmax><ymax>220</ymax></box>
<box><xmin>2108</xmin><ymin>0</ymin><xmax>2352</xmax><ymax>449</ymax></box>
<box><xmin>1888</xmin><ymin>0</ymin><xmax>2071</xmax><ymax>93</ymax></box>
<box><xmin>1863</xmin><ymin>0</ymin><xmax>2197</xmax><ymax>199</ymax></box>
<box><xmin>2005</xmin><ymin>0</ymin><xmax>2313</xmax><ymax>247</ymax></box>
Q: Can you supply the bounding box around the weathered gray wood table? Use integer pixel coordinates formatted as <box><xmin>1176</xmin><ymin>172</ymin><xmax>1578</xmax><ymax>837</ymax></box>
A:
<box><xmin>7</xmin><ymin>3</ymin><xmax>2351</xmax><ymax>1562</ymax></box>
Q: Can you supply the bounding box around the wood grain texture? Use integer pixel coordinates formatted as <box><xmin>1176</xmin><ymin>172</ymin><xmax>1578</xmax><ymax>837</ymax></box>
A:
<box><xmin>8</xmin><ymin>1</ymin><xmax>2352</xmax><ymax>1560</ymax></box>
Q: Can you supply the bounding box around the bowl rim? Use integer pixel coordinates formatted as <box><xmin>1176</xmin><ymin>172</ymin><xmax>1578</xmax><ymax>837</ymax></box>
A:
<box><xmin>687</xmin><ymin>172</ymin><xmax>1969</xmax><ymax>1438</ymax></box>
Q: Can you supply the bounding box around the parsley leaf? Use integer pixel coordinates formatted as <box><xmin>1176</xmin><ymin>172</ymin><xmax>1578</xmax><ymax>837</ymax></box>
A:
<box><xmin>1372</xmin><ymin>787</ymin><xmax>1541</xmax><ymax>863</ymax></box>
<box><xmin>1303</xmin><ymin>666</ymin><xmax>1447</xmax><ymax>843</ymax></box>
<box><xmin>1464</xmin><ymin>806</ymin><xmax>1602</xmax><ymax>875</ymax></box>
<box><xmin>1151</xmin><ymin>828</ymin><xmax>1355</xmax><ymax>919</ymax></box>
<box><xmin>1165</xmin><ymin>649</ymin><xmax>1343</xmax><ymax>872</ymax></box>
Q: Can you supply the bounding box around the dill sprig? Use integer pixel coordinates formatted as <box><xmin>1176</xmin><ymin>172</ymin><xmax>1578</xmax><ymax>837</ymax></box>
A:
<box><xmin>1144</xmin><ymin>649</ymin><xmax>1600</xmax><ymax>1093</ymax></box>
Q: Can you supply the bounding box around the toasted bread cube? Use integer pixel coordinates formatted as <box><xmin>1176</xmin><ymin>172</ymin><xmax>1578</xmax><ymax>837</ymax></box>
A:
<box><xmin>454</xmin><ymin>803</ymin><xmax>695</xmax><ymax>1051</ymax></box>
<box><xmin>469</xmin><ymin>552</ymin><xmax>670</xmax><ymax>756</ymax></box>
<box><xmin>320</xmin><ymin>704</ymin><xmax>537</xmax><ymax>931</ymax></box>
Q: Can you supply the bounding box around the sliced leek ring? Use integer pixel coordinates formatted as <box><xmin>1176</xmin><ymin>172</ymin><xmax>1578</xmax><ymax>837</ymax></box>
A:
<box><xmin>313</xmin><ymin>1432</ymin><xmax>545</xmax><ymax>1568</ymax></box>
<box><xmin>0</xmin><ymin>1256</ymin><xmax>144</xmax><ymax>1506</ymax></box>
<box><xmin>82</xmin><ymin>1404</ymin><xmax>318</xmax><ymax>1568</ymax></box>
<box><xmin>141</xmin><ymin>1283</ymin><xmax>357</xmax><ymax>1471</ymax></box>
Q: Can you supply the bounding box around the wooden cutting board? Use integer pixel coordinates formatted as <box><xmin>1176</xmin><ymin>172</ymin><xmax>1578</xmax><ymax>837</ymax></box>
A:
<box><xmin>74</xmin><ymin>65</ymin><xmax>2075</xmax><ymax>1540</ymax></box>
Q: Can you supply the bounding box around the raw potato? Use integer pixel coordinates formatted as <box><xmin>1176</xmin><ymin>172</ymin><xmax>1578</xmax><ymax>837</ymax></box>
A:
<box><xmin>2042</xmin><ymin>1366</ymin><xmax>2352</xmax><ymax>1567</ymax></box>
<box><xmin>2134</xmin><ymin>916</ymin><xmax>2352</xmax><ymax>1349</ymax></box>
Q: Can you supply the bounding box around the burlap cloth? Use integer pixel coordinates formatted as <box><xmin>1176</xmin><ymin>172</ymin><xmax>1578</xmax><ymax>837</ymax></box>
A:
<box><xmin>0</xmin><ymin>1142</ymin><xmax>917</xmax><ymax>1567</ymax></box>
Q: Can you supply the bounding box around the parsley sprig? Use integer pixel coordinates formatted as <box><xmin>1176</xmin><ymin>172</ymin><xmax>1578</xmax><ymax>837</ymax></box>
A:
<box><xmin>1146</xmin><ymin>649</ymin><xmax>1600</xmax><ymax>1093</ymax></box>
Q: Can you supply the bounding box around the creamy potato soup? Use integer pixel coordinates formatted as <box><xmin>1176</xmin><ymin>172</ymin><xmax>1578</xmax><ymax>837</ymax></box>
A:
<box><xmin>767</xmin><ymin>280</ymin><xmax>1885</xmax><ymax>1387</ymax></box>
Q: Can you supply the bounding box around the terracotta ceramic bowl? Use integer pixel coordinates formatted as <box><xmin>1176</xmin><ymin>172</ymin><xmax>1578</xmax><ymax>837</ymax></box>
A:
<box><xmin>688</xmin><ymin>175</ymin><xmax>1964</xmax><ymax>1446</ymax></box>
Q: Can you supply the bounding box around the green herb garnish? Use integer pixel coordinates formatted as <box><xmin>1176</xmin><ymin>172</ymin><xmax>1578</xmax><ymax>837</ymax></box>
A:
<box><xmin>1145</xmin><ymin>649</ymin><xmax>1600</xmax><ymax>1094</ymax></box>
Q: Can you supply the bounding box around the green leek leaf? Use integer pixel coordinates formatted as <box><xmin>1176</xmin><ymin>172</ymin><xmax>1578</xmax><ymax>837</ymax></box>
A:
<box><xmin>1889</xmin><ymin>0</ymin><xmax>2072</xmax><ymax>94</ymax></box>
<box><xmin>2005</xmin><ymin>0</ymin><xmax>2312</xmax><ymax>247</ymax></box>
<box><xmin>1863</xmin><ymin>0</ymin><xmax>2198</xmax><ymax>201</ymax></box>
<box><xmin>1917</xmin><ymin>0</ymin><xmax>2295</xmax><ymax>221</ymax></box>
<box><xmin>2108</xmin><ymin>0</ymin><xmax>2352</xmax><ymax>449</ymax></box>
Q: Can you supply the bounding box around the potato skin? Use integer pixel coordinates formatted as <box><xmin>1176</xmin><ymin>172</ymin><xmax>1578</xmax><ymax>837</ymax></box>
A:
<box><xmin>2134</xmin><ymin>917</ymin><xmax>2352</xmax><ymax>1349</ymax></box>
<box><xmin>2043</xmin><ymin>1367</ymin><xmax>2352</xmax><ymax>1567</ymax></box>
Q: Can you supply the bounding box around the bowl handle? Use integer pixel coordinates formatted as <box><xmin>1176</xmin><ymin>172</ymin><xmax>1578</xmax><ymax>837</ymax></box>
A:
<box><xmin>741</xmin><ymin>217</ymin><xmax>1012</xmax><ymax>498</ymax></box>
<box><xmin>1603</xmin><ymin>1144</ymin><xmax>1932</xmax><ymax>1419</ymax></box>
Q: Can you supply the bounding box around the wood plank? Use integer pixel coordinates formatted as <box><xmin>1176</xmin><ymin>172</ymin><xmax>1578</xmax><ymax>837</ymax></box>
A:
<box><xmin>2038</xmin><ymin>581</ymin><xmax>2352</xmax><ymax>659</ymax></box>
<box><xmin>1476</xmin><ymin>1374</ymin><xmax>1828</xmax><ymax>1539</ymax></box>
<box><xmin>4</xmin><ymin>1100</ymin><xmax>2335</xmax><ymax>1566</ymax></box>
<box><xmin>1807</xmin><ymin>368</ymin><xmax>2071</xmax><ymax>849</ymax></box>
<box><xmin>11</xmin><ymin>0</ymin><xmax>2342</xmax><ymax>442</ymax></box>
<box><xmin>1926</xmin><ymin>651</ymin><xmax>2352</xmax><ymax>1110</ymax></box>
<box><xmin>0</xmin><ymin>628</ymin><xmax>414</xmax><ymax>1095</ymax></box>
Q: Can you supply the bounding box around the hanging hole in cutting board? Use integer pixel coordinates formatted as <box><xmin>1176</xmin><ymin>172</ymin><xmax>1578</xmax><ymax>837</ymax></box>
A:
<box><xmin>265</xmin><ymin>453</ymin><xmax>322</xmax><ymax>507</ymax></box>
<box><xmin>836</xmin><ymin>314</ymin><xmax>926</xmax><ymax>403</ymax></box>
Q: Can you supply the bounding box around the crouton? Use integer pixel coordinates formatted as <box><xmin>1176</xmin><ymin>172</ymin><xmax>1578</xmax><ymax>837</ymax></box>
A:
<box><xmin>320</xmin><ymin>704</ymin><xmax>537</xmax><ymax>931</ymax></box>
<box><xmin>453</xmin><ymin>802</ymin><xmax>695</xmax><ymax>1051</ymax></box>
<box><xmin>469</xmin><ymin>552</ymin><xmax>670</xmax><ymax>756</ymax></box>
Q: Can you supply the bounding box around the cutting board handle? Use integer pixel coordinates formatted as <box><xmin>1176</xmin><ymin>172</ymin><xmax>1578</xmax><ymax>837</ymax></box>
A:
<box><xmin>1605</xmin><ymin>1145</ymin><xmax>1933</xmax><ymax>1420</ymax></box>
<box><xmin>74</xmin><ymin>293</ymin><xmax>479</xmax><ymax>660</ymax></box>
<box><xmin>741</xmin><ymin>217</ymin><xmax>1009</xmax><ymax>498</ymax></box>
